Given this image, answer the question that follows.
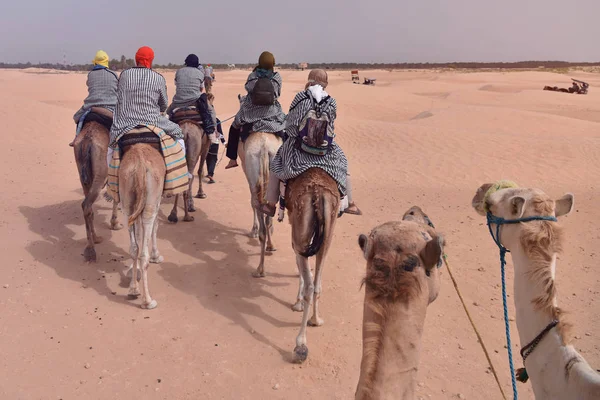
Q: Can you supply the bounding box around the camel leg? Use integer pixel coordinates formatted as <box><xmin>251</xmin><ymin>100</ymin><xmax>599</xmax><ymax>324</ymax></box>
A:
<box><xmin>182</xmin><ymin>190</ymin><xmax>195</xmax><ymax>222</ymax></box>
<box><xmin>186</xmin><ymin>173</ymin><xmax>196</xmax><ymax>212</ymax></box>
<box><xmin>110</xmin><ymin>200</ymin><xmax>123</xmax><ymax>230</ymax></box>
<box><xmin>82</xmin><ymin>193</ymin><xmax>101</xmax><ymax>262</ymax></box>
<box><xmin>168</xmin><ymin>194</ymin><xmax>180</xmax><ymax>223</ymax></box>
<box><xmin>252</xmin><ymin>212</ymin><xmax>268</xmax><ymax>278</ymax></box>
<box><xmin>265</xmin><ymin>216</ymin><xmax>276</xmax><ymax>252</ymax></box>
<box><xmin>293</xmin><ymin>254</ymin><xmax>314</xmax><ymax>363</ymax></box>
<box><xmin>127</xmin><ymin>224</ymin><xmax>141</xmax><ymax>298</ymax></box>
<box><xmin>292</xmin><ymin>261</ymin><xmax>306</xmax><ymax>312</ymax></box>
<box><xmin>139</xmin><ymin>210</ymin><xmax>157</xmax><ymax>310</ymax></box>
<box><xmin>308</xmin><ymin>251</ymin><xmax>326</xmax><ymax>327</ymax></box>
<box><xmin>195</xmin><ymin>137</ymin><xmax>209</xmax><ymax>199</ymax></box>
<box><xmin>249</xmin><ymin>201</ymin><xmax>259</xmax><ymax>238</ymax></box>
<box><xmin>149</xmin><ymin>218</ymin><xmax>163</xmax><ymax>264</ymax></box>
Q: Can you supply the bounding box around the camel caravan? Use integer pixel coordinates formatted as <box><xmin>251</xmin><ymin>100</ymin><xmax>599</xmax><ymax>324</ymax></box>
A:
<box><xmin>70</xmin><ymin>47</ymin><xmax>599</xmax><ymax>398</ymax></box>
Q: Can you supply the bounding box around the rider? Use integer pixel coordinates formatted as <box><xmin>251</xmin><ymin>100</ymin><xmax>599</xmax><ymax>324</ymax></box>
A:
<box><xmin>204</xmin><ymin>64</ymin><xmax>214</xmax><ymax>93</ymax></box>
<box><xmin>69</xmin><ymin>50</ymin><xmax>118</xmax><ymax>147</ymax></box>
<box><xmin>261</xmin><ymin>69</ymin><xmax>361</xmax><ymax>217</ymax></box>
<box><xmin>224</xmin><ymin>51</ymin><xmax>286</xmax><ymax>169</ymax></box>
<box><xmin>166</xmin><ymin>54</ymin><xmax>217</xmax><ymax>144</ymax></box>
<box><xmin>107</xmin><ymin>46</ymin><xmax>185</xmax><ymax>166</ymax></box>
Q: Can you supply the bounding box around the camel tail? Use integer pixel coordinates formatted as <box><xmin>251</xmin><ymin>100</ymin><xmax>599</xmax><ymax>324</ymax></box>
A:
<box><xmin>299</xmin><ymin>192</ymin><xmax>326</xmax><ymax>258</ymax></box>
<box><xmin>255</xmin><ymin>146</ymin><xmax>270</xmax><ymax>203</ymax></box>
<box><xmin>77</xmin><ymin>138</ymin><xmax>94</xmax><ymax>187</ymax></box>
<box><xmin>127</xmin><ymin>162</ymin><xmax>147</xmax><ymax>227</ymax></box>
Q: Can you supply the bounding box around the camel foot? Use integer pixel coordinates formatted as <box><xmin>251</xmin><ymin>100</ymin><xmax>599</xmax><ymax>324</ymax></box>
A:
<box><xmin>308</xmin><ymin>317</ymin><xmax>325</xmax><ymax>327</ymax></box>
<box><xmin>291</xmin><ymin>301</ymin><xmax>304</xmax><ymax>312</ymax></box>
<box><xmin>249</xmin><ymin>229</ymin><xmax>259</xmax><ymax>239</ymax></box>
<box><xmin>266</xmin><ymin>245</ymin><xmax>277</xmax><ymax>253</ymax></box>
<box><xmin>83</xmin><ymin>247</ymin><xmax>97</xmax><ymax>263</ymax></box>
<box><xmin>93</xmin><ymin>235</ymin><xmax>103</xmax><ymax>244</ymax></box>
<box><xmin>293</xmin><ymin>344</ymin><xmax>309</xmax><ymax>364</ymax></box>
<box><xmin>252</xmin><ymin>269</ymin><xmax>265</xmax><ymax>278</ymax></box>
<box><xmin>110</xmin><ymin>221</ymin><xmax>124</xmax><ymax>231</ymax></box>
<box><xmin>183</xmin><ymin>215</ymin><xmax>195</xmax><ymax>222</ymax></box>
<box><xmin>127</xmin><ymin>288</ymin><xmax>140</xmax><ymax>298</ymax></box>
<box><xmin>195</xmin><ymin>193</ymin><xmax>207</xmax><ymax>199</ymax></box>
<box><xmin>125</xmin><ymin>265</ymin><xmax>142</xmax><ymax>282</ymax></box>
<box><xmin>141</xmin><ymin>300</ymin><xmax>158</xmax><ymax>310</ymax></box>
<box><xmin>167</xmin><ymin>213</ymin><xmax>178</xmax><ymax>224</ymax></box>
<box><xmin>187</xmin><ymin>205</ymin><xmax>196</xmax><ymax>212</ymax></box>
<box><xmin>150</xmin><ymin>255</ymin><xmax>164</xmax><ymax>264</ymax></box>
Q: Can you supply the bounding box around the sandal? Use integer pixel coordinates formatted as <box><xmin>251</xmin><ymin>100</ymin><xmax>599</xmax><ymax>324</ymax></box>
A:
<box><xmin>225</xmin><ymin>160</ymin><xmax>238</xmax><ymax>169</ymax></box>
<box><xmin>345</xmin><ymin>203</ymin><xmax>363</xmax><ymax>216</ymax></box>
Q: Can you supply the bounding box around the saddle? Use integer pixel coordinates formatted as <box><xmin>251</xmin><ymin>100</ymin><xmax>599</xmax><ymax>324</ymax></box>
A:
<box><xmin>118</xmin><ymin>126</ymin><xmax>161</xmax><ymax>156</ymax></box>
<box><xmin>170</xmin><ymin>106</ymin><xmax>204</xmax><ymax>126</ymax></box>
<box><xmin>83</xmin><ymin>107</ymin><xmax>114</xmax><ymax>131</ymax></box>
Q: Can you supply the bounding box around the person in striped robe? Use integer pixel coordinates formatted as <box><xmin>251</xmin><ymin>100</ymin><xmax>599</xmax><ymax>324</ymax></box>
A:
<box><xmin>107</xmin><ymin>46</ymin><xmax>185</xmax><ymax>166</ymax></box>
<box><xmin>224</xmin><ymin>51</ymin><xmax>286</xmax><ymax>169</ymax></box>
<box><xmin>69</xmin><ymin>50</ymin><xmax>118</xmax><ymax>146</ymax></box>
<box><xmin>166</xmin><ymin>54</ymin><xmax>217</xmax><ymax>144</ymax></box>
<box><xmin>262</xmin><ymin>69</ymin><xmax>361</xmax><ymax>218</ymax></box>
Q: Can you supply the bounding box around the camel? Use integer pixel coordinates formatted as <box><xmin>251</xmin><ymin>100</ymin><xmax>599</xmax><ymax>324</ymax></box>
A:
<box><xmin>355</xmin><ymin>206</ymin><xmax>444</xmax><ymax>400</ymax></box>
<box><xmin>167</xmin><ymin>120</ymin><xmax>209</xmax><ymax>223</ymax></box>
<box><xmin>472</xmin><ymin>183</ymin><xmax>600</xmax><ymax>399</ymax></box>
<box><xmin>282</xmin><ymin>168</ymin><xmax>339</xmax><ymax>363</ymax></box>
<box><xmin>73</xmin><ymin>118</ymin><xmax>122</xmax><ymax>262</ymax></box>
<box><xmin>168</xmin><ymin>96</ymin><xmax>216</xmax><ymax>223</ymax></box>
<box><xmin>120</xmin><ymin>142</ymin><xmax>166</xmax><ymax>309</ymax></box>
<box><xmin>236</xmin><ymin>94</ymin><xmax>283</xmax><ymax>277</ymax></box>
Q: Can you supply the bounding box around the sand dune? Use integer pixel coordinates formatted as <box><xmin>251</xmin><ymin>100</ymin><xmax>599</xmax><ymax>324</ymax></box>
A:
<box><xmin>1</xmin><ymin>69</ymin><xmax>598</xmax><ymax>399</ymax></box>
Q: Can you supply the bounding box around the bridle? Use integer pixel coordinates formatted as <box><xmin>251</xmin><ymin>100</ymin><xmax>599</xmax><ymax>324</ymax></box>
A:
<box><xmin>485</xmin><ymin>211</ymin><xmax>558</xmax><ymax>398</ymax></box>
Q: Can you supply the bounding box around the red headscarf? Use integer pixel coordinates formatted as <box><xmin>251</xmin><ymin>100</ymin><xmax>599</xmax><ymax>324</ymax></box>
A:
<box><xmin>135</xmin><ymin>46</ymin><xmax>154</xmax><ymax>68</ymax></box>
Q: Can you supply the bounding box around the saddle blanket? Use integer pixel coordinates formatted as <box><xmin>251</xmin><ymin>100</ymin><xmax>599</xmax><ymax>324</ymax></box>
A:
<box><xmin>107</xmin><ymin>125</ymin><xmax>189</xmax><ymax>203</ymax></box>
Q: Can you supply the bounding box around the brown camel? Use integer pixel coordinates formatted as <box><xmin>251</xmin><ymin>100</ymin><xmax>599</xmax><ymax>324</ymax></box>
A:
<box><xmin>73</xmin><ymin>118</ymin><xmax>122</xmax><ymax>262</ymax></box>
<box><xmin>168</xmin><ymin>94</ymin><xmax>217</xmax><ymax>223</ymax></box>
<box><xmin>119</xmin><ymin>143</ymin><xmax>166</xmax><ymax>309</ymax></box>
<box><xmin>355</xmin><ymin>207</ymin><xmax>444</xmax><ymax>400</ymax></box>
<box><xmin>167</xmin><ymin>120</ymin><xmax>209</xmax><ymax>223</ymax></box>
<box><xmin>283</xmin><ymin>168</ymin><xmax>339</xmax><ymax>363</ymax></box>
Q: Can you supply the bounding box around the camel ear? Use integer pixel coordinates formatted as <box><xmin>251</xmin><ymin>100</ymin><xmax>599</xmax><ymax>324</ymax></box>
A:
<box><xmin>555</xmin><ymin>193</ymin><xmax>574</xmax><ymax>217</ymax></box>
<box><xmin>358</xmin><ymin>234</ymin><xmax>370</xmax><ymax>259</ymax></box>
<box><xmin>510</xmin><ymin>196</ymin><xmax>527</xmax><ymax>218</ymax></box>
<box><xmin>420</xmin><ymin>235</ymin><xmax>443</xmax><ymax>271</ymax></box>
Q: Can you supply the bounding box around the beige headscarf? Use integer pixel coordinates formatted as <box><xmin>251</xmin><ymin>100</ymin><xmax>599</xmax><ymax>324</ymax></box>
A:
<box><xmin>258</xmin><ymin>51</ymin><xmax>275</xmax><ymax>70</ymax></box>
<box><xmin>305</xmin><ymin>69</ymin><xmax>328</xmax><ymax>90</ymax></box>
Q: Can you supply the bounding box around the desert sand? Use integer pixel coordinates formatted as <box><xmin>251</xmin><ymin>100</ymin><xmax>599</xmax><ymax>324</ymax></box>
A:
<box><xmin>1</xmin><ymin>68</ymin><xmax>599</xmax><ymax>399</ymax></box>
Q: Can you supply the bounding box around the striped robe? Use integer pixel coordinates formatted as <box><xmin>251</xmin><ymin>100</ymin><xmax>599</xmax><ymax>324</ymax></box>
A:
<box><xmin>73</xmin><ymin>67</ymin><xmax>119</xmax><ymax>123</ymax></box>
<box><xmin>270</xmin><ymin>91</ymin><xmax>348</xmax><ymax>194</ymax></box>
<box><xmin>233</xmin><ymin>70</ymin><xmax>286</xmax><ymax>133</ymax></box>
<box><xmin>109</xmin><ymin>67</ymin><xmax>183</xmax><ymax>148</ymax></box>
<box><xmin>170</xmin><ymin>66</ymin><xmax>205</xmax><ymax>108</ymax></box>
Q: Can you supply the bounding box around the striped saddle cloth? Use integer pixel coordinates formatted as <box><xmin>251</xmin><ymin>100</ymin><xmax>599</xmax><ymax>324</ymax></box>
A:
<box><xmin>107</xmin><ymin>125</ymin><xmax>189</xmax><ymax>203</ymax></box>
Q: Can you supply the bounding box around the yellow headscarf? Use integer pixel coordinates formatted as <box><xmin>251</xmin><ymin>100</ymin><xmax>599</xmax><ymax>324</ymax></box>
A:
<box><xmin>93</xmin><ymin>50</ymin><xmax>109</xmax><ymax>68</ymax></box>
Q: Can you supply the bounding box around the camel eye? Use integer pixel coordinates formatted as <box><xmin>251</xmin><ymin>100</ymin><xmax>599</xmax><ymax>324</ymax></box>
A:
<box><xmin>409</xmin><ymin>211</ymin><xmax>415</xmax><ymax>215</ymax></box>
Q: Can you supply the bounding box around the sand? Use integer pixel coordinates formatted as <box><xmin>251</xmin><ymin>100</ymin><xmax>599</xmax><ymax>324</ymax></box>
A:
<box><xmin>0</xmin><ymin>68</ymin><xmax>599</xmax><ymax>399</ymax></box>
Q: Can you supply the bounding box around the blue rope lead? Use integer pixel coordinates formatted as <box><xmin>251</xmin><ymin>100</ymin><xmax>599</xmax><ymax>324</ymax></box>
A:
<box><xmin>500</xmin><ymin>248</ymin><xmax>519</xmax><ymax>400</ymax></box>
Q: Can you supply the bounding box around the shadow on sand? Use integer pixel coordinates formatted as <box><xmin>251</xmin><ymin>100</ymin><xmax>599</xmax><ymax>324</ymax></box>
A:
<box><xmin>157</xmin><ymin>205</ymin><xmax>300</xmax><ymax>362</ymax></box>
<box><xmin>21</xmin><ymin>197</ymin><xmax>300</xmax><ymax>361</ymax></box>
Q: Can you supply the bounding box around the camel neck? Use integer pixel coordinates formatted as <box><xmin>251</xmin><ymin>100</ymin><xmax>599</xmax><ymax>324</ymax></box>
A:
<box><xmin>356</xmin><ymin>298</ymin><xmax>427</xmax><ymax>400</ymax></box>
<box><xmin>510</xmin><ymin>247</ymin><xmax>600</xmax><ymax>399</ymax></box>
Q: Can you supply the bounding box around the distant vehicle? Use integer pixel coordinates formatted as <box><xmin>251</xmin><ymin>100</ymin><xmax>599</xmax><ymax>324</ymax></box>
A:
<box><xmin>543</xmin><ymin>78</ymin><xmax>588</xmax><ymax>94</ymax></box>
<box><xmin>351</xmin><ymin>70</ymin><xmax>360</xmax><ymax>83</ymax></box>
<box><xmin>363</xmin><ymin>78</ymin><xmax>376</xmax><ymax>85</ymax></box>
<box><xmin>298</xmin><ymin>62</ymin><xmax>308</xmax><ymax>71</ymax></box>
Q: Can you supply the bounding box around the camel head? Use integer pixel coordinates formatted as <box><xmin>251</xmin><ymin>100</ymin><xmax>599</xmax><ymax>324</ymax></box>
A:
<box><xmin>358</xmin><ymin>211</ymin><xmax>444</xmax><ymax>305</ymax></box>
<box><xmin>471</xmin><ymin>182</ymin><xmax>574</xmax><ymax>251</ymax></box>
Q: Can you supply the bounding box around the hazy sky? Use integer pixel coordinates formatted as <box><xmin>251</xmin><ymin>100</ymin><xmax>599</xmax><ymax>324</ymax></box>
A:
<box><xmin>1</xmin><ymin>0</ymin><xmax>598</xmax><ymax>64</ymax></box>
